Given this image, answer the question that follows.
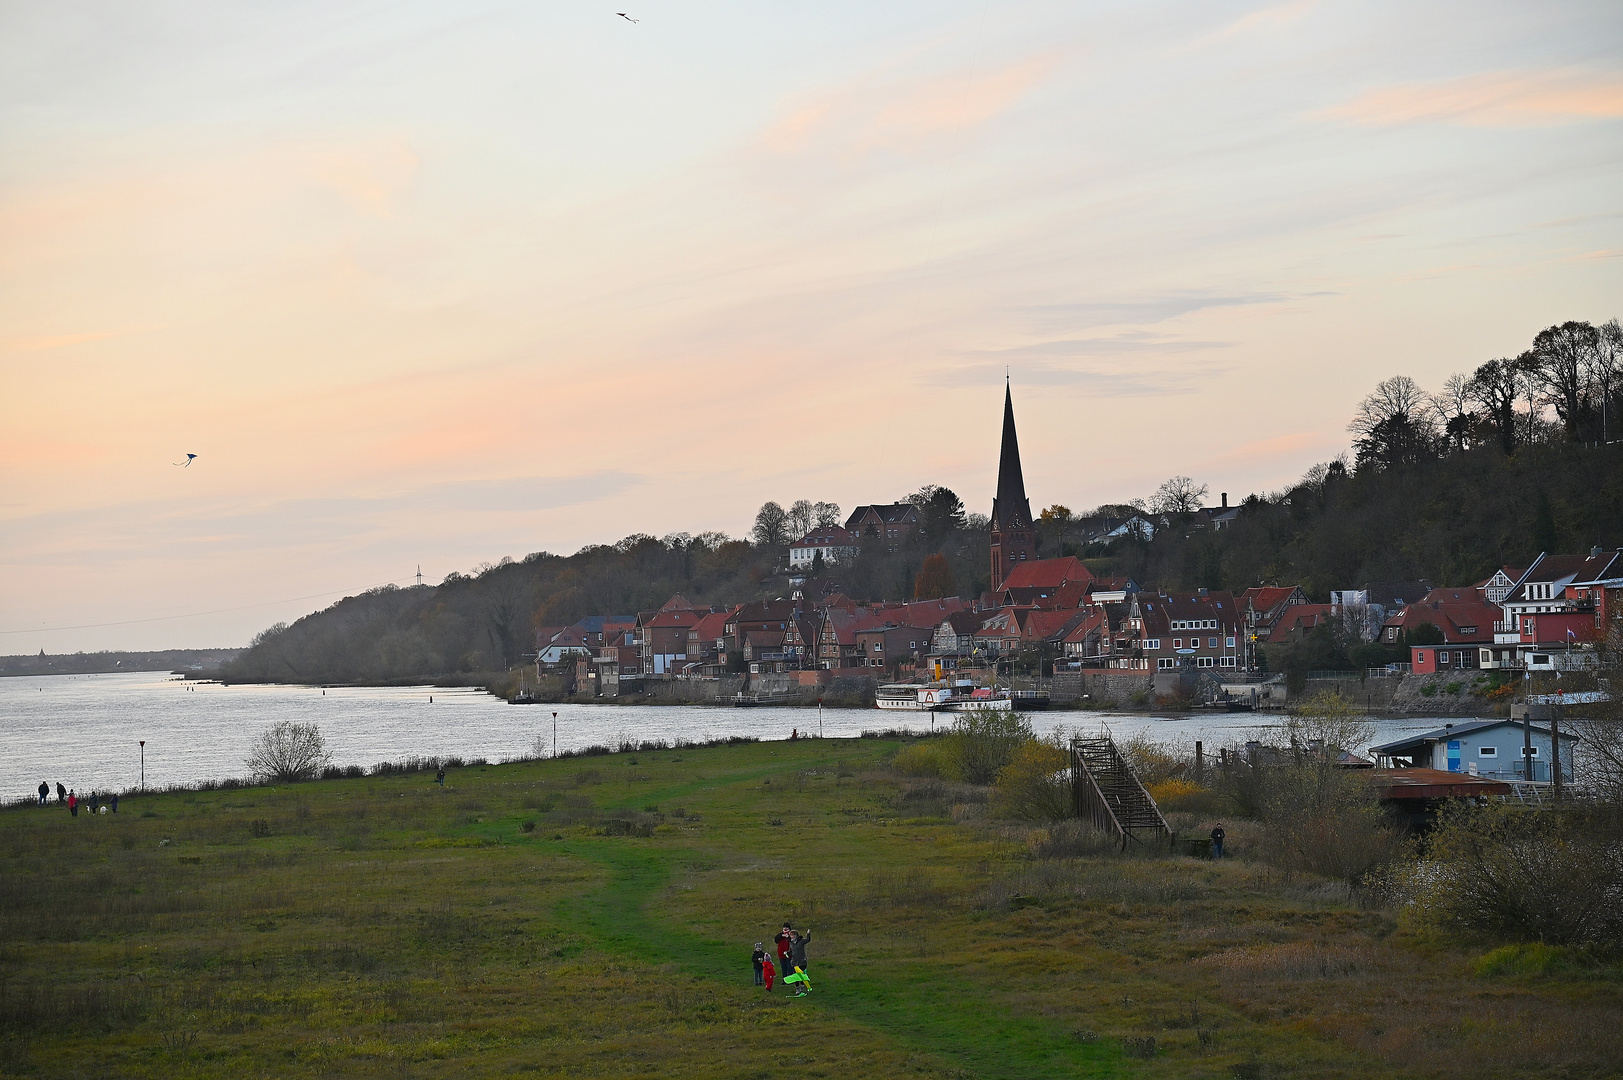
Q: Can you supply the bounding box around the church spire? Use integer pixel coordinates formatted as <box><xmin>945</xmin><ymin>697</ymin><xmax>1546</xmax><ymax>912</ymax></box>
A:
<box><xmin>992</xmin><ymin>378</ymin><xmax>1030</xmax><ymax>531</ymax></box>
<box><xmin>989</xmin><ymin>378</ymin><xmax>1035</xmax><ymax>592</ymax></box>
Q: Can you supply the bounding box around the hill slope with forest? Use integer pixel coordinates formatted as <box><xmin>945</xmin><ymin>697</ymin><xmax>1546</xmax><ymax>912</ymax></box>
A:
<box><xmin>221</xmin><ymin>439</ymin><xmax>1623</xmax><ymax>687</ymax></box>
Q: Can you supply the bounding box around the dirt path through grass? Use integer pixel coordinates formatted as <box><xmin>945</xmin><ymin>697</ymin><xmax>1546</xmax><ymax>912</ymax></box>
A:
<box><xmin>551</xmin><ymin>777</ymin><xmax>1122</xmax><ymax>1079</ymax></box>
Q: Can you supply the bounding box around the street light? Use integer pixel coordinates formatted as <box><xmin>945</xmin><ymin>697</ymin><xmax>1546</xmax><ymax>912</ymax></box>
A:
<box><xmin>139</xmin><ymin>740</ymin><xmax>145</xmax><ymax>791</ymax></box>
<box><xmin>552</xmin><ymin>711</ymin><xmax>558</xmax><ymax>760</ymax></box>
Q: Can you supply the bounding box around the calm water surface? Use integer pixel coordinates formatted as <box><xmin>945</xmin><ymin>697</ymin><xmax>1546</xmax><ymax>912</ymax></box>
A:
<box><xmin>0</xmin><ymin>672</ymin><xmax>1470</xmax><ymax>798</ymax></box>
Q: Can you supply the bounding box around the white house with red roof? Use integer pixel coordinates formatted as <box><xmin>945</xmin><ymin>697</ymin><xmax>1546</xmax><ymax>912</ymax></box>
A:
<box><xmin>788</xmin><ymin>526</ymin><xmax>859</xmax><ymax>569</ymax></box>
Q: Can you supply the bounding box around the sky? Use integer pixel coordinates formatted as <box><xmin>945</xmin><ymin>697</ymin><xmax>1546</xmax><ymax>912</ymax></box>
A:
<box><xmin>1</xmin><ymin>0</ymin><xmax>1620</xmax><ymax>652</ymax></box>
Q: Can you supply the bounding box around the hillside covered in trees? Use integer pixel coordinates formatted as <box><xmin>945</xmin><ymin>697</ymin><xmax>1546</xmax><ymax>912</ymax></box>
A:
<box><xmin>224</xmin><ymin>318</ymin><xmax>1623</xmax><ymax>686</ymax></box>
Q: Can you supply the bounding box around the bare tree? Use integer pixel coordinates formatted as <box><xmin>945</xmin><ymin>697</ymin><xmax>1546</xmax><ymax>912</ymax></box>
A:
<box><xmin>1467</xmin><ymin>356</ymin><xmax>1526</xmax><ymax>455</ymax></box>
<box><xmin>1595</xmin><ymin>319</ymin><xmax>1622</xmax><ymax>444</ymax></box>
<box><xmin>1348</xmin><ymin>376</ymin><xmax>1434</xmax><ymax>438</ymax></box>
<box><xmin>1433</xmin><ymin>372</ymin><xmax>1476</xmax><ymax>451</ymax></box>
<box><xmin>1149</xmin><ymin>476</ymin><xmax>1209</xmax><ymax>515</ymax></box>
<box><xmin>812</xmin><ymin>501</ymin><xmax>842</xmax><ymax>529</ymax></box>
<box><xmin>1348</xmin><ymin>376</ymin><xmax>1441</xmax><ymax>472</ymax></box>
<box><xmin>1531</xmin><ymin>320</ymin><xmax>1601</xmax><ymax>440</ymax></box>
<box><xmin>751</xmin><ymin>501</ymin><xmax>789</xmax><ymax>548</ymax></box>
<box><xmin>787</xmin><ymin>499</ymin><xmax>814</xmax><ymax>539</ymax></box>
<box><xmin>483</xmin><ymin>574</ymin><xmax>530</xmax><ymax>667</ymax></box>
<box><xmin>246</xmin><ymin>721</ymin><xmax>331</xmax><ymax>782</ymax></box>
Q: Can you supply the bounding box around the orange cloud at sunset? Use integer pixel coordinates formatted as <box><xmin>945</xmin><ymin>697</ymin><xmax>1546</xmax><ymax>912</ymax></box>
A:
<box><xmin>1323</xmin><ymin>69</ymin><xmax>1623</xmax><ymax>127</ymax></box>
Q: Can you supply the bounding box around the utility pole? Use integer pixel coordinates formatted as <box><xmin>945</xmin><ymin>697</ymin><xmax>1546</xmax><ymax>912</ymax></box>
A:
<box><xmin>1551</xmin><ymin>702</ymin><xmax>1563</xmax><ymax>801</ymax></box>
<box><xmin>1523</xmin><ymin>711</ymin><xmax>1534</xmax><ymax>784</ymax></box>
<box><xmin>416</xmin><ymin>565</ymin><xmax>424</xmax><ymax>586</ymax></box>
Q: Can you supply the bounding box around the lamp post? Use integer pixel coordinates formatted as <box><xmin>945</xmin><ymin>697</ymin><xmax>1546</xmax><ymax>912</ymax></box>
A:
<box><xmin>139</xmin><ymin>740</ymin><xmax>145</xmax><ymax>791</ymax></box>
<box><xmin>552</xmin><ymin>711</ymin><xmax>558</xmax><ymax>760</ymax></box>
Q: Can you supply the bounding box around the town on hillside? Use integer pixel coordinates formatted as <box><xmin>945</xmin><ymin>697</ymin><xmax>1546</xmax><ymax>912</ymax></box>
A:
<box><xmin>533</xmin><ymin>384</ymin><xmax>1623</xmax><ymax>722</ymax></box>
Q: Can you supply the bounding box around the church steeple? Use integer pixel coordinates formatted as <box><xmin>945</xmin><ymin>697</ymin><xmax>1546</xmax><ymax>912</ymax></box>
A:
<box><xmin>989</xmin><ymin>379</ymin><xmax>1035</xmax><ymax>592</ymax></box>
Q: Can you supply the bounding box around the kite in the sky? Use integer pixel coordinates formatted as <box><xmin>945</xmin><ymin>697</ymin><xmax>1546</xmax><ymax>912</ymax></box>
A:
<box><xmin>617</xmin><ymin>12</ymin><xmax>638</xmax><ymax>22</ymax></box>
<box><xmin>174</xmin><ymin>453</ymin><xmax>197</xmax><ymax>467</ymax></box>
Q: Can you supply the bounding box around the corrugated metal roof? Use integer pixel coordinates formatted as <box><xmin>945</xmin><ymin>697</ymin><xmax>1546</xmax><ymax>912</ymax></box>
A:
<box><xmin>1372</xmin><ymin>768</ymin><xmax>1511</xmax><ymax>799</ymax></box>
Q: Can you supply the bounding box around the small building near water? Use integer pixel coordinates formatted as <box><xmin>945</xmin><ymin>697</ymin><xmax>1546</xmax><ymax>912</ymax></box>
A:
<box><xmin>1369</xmin><ymin>719</ymin><xmax>1576</xmax><ymax>783</ymax></box>
<box><xmin>1370</xmin><ymin>768</ymin><xmax>1514</xmax><ymax>830</ymax></box>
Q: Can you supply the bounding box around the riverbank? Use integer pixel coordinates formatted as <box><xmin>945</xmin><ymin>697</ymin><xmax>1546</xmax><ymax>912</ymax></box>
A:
<box><xmin>4</xmin><ymin>736</ymin><xmax>1615</xmax><ymax>1079</ymax></box>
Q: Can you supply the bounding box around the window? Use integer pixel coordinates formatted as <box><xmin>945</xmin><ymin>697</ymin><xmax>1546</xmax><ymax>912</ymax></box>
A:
<box><xmin>1172</xmin><ymin>638</ymin><xmax>1182</xmax><ymax>649</ymax></box>
<box><xmin>1142</xmin><ymin>639</ymin><xmax>1160</xmax><ymax>650</ymax></box>
<box><xmin>1478</xmin><ymin>746</ymin><xmax>1498</xmax><ymax>757</ymax></box>
<box><xmin>1158</xmin><ymin>657</ymin><xmax>1177</xmax><ymax>669</ymax></box>
<box><xmin>1197</xmin><ymin>656</ymin><xmax>1215</xmax><ymax>668</ymax></box>
<box><xmin>1226</xmin><ymin>637</ymin><xmax>1236</xmax><ymax>648</ymax></box>
<box><xmin>1209</xmin><ymin>637</ymin><xmax>1218</xmax><ymax>648</ymax></box>
<box><xmin>1220</xmin><ymin>656</ymin><xmax>1237</xmax><ymax>668</ymax></box>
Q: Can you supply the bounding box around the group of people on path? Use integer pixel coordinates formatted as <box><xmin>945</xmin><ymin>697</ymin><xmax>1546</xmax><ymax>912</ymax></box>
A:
<box><xmin>38</xmin><ymin>780</ymin><xmax>116</xmax><ymax>817</ymax></box>
<box><xmin>751</xmin><ymin>923</ymin><xmax>812</xmax><ymax>996</ymax></box>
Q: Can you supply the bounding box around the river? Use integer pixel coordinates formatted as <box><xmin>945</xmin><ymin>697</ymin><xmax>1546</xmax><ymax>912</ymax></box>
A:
<box><xmin>1</xmin><ymin>672</ymin><xmax>1471</xmax><ymax>799</ymax></box>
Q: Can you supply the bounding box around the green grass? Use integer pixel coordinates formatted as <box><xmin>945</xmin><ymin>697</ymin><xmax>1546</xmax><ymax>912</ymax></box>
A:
<box><xmin>2</xmin><ymin>738</ymin><xmax>1618</xmax><ymax>1078</ymax></box>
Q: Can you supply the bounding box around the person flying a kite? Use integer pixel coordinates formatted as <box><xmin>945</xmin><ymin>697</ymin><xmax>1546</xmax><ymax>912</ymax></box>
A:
<box><xmin>782</xmin><ymin>965</ymin><xmax>811</xmax><ymax>997</ymax></box>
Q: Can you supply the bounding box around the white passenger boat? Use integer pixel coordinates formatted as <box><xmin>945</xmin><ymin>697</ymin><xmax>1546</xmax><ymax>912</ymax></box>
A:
<box><xmin>874</xmin><ymin>683</ymin><xmax>1015</xmax><ymax>711</ymax></box>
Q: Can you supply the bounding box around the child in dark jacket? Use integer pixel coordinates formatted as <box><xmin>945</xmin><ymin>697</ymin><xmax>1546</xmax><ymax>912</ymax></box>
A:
<box><xmin>751</xmin><ymin>943</ymin><xmax>766</xmax><ymax>986</ymax></box>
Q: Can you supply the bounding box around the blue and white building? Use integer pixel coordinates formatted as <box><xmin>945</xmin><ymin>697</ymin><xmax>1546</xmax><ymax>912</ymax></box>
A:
<box><xmin>1370</xmin><ymin>719</ymin><xmax>1577</xmax><ymax>783</ymax></box>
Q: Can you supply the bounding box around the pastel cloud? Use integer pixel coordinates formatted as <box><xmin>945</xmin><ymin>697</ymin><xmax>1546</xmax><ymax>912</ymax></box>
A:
<box><xmin>759</xmin><ymin>49</ymin><xmax>1066</xmax><ymax>161</ymax></box>
<box><xmin>1323</xmin><ymin>69</ymin><xmax>1623</xmax><ymax>127</ymax></box>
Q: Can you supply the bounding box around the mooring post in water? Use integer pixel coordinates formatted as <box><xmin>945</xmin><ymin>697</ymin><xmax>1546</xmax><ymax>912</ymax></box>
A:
<box><xmin>1195</xmin><ymin>741</ymin><xmax>1204</xmax><ymax>783</ymax></box>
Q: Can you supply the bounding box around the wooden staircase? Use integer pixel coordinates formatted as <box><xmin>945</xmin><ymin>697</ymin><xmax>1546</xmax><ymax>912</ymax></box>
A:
<box><xmin>1070</xmin><ymin>737</ymin><xmax>1170</xmax><ymax>849</ymax></box>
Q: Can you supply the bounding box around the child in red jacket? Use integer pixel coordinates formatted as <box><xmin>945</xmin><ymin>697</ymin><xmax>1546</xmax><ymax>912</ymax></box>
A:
<box><xmin>761</xmin><ymin>954</ymin><xmax>776</xmax><ymax>991</ymax></box>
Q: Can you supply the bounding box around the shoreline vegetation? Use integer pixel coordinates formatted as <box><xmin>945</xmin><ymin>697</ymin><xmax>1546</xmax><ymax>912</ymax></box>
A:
<box><xmin>4</xmin><ymin>713</ymin><xmax>1619</xmax><ymax>1079</ymax></box>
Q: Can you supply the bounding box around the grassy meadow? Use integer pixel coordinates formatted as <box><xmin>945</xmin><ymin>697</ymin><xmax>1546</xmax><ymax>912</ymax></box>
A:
<box><xmin>1</xmin><ymin>735</ymin><xmax>1619</xmax><ymax>1079</ymax></box>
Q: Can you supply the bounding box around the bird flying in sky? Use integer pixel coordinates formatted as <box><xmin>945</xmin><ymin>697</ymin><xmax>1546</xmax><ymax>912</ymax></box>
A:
<box><xmin>173</xmin><ymin>453</ymin><xmax>197</xmax><ymax>467</ymax></box>
<box><xmin>617</xmin><ymin>13</ymin><xmax>638</xmax><ymax>22</ymax></box>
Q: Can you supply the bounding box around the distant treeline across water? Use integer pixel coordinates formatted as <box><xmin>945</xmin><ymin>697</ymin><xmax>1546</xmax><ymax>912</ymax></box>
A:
<box><xmin>0</xmin><ymin>649</ymin><xmax>242</xmax><ymax>678</ymax></box>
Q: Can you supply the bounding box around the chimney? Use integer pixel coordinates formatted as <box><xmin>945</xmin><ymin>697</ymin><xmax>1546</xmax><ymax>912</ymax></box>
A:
<box><xmin>1221</xmin><ymin>493</ymin><xmax>1228</xmax><ymax>508</ymax></box>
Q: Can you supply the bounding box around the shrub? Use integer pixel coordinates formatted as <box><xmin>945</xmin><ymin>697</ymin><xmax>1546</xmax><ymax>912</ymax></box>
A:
<box><xmin>1472</xmin><ymin>943</ymin><xmax>1596</xmax><ymax>978</ymax></box>
<box><xmin>891</xmin><ymin>741</ymin><xmax>957</xmax><ymax>779</ymax></box>
<box><xmin>1223</xmin><ymin>699</ymin><xmax>1402</xmax><ymax>885</ymax></box>
<box><xmin>944</xmin><ymin>708</ymin><xmax>1033</xmax><ymax>785</ymax></box>
<box><xmin>990</xmin><ymin>738</ymin><xmax>1070</xmax><ymax>820</ymax></box>
<box><xmin>1118</xmin><ymin>733</ymin><xmax>1189</xmax><ymax>784</ymax></box>
<box><xmin>1144</xmin><ymin>778</ymin><xmax>1207</xmax><ymax>811</ymax></box>
<box><xmin>1403</xmin><ymin>803</ymin><xmax>1623</xmax><ymax>948</ymax></box>
<box><xmin>245</xmin><ymin>722</ymin><xmax>331</xmax><ymax>783</ymax></box>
